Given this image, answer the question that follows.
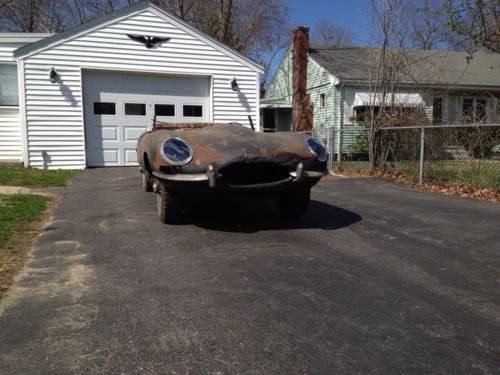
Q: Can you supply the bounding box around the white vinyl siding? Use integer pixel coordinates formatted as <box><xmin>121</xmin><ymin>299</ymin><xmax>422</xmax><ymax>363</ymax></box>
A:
<box><xmin>21</xmin><ymin>9</ymin><xmax>259</xmax><ymax>169</ymax></box>
<box><xmin>0</xmin><ymin>108</ymin><xmax>22</xmax><ymax>161</ymax></box>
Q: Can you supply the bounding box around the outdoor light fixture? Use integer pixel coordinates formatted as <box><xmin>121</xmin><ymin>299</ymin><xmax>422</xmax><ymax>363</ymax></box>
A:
<box><xmin>231</xmin><ymin>77</ymin><xmax>239</xmax><ymax>92</ymax></box>
<box><xmin>49</xmin><ymin>67</ymin><xmax>57</xmax><ymax>83</ymax></box>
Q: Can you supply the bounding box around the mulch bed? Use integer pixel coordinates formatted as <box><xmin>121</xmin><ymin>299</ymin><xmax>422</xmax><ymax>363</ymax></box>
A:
<box><xmin>335</xmin><ymin>170</ymin><xmax>500</xmax><ymax>203</ymax></box>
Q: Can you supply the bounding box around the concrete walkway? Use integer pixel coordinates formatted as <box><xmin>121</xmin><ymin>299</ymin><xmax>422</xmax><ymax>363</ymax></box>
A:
<box><xmin>0</xmin><ymin>186</ymin><xmax>33</xmax><ymax>194</ymax></box>
<box><xmin>0</xmin><ymin>185</ymin><xmax>64</xmax><ymax>196</ymax></box>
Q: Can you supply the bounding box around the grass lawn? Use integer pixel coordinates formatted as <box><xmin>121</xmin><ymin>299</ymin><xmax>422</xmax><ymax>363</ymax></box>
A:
<box><xmin>0</xmin><ymin>194</ymin><xmax>51</xmax><ymax>298</ymax></box>
<box><xmin>0</xmin><ymin>194</ymin><xmax>50</xmax><ymax>251</ymax></box>
<box><xmin>0</xmin><ymin>164</ymin><xmax>77</xmax><ymax>188</ymax></box>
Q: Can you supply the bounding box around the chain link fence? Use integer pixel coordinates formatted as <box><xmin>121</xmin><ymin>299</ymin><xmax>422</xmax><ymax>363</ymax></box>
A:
<box><xmin>327</xmin><ymin>124</ymin><xmax>500</xmax><ymax>190</ymax></box>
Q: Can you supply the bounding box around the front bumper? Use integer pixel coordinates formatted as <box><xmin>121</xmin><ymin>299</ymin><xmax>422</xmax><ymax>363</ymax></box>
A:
<box><xmin>149</xmin><ymin>162</ymin><xmax>328</xmax><ymax>193</ymax></box>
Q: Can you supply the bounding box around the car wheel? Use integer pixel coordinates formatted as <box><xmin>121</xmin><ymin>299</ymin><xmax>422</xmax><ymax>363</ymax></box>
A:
<box><xmin>142</xmin><ymin>172</ymin><xmax>153</xmax><ymax>192</ymax></box>
<box><xmin>276</xmin><ymin>187</ymin><xmax>311</xmax><ymax>218</ymax></box>
<box><xmin>156</xmin><ymin>185</ymin><xmax>181</xmax><ymax>224</ymax></box>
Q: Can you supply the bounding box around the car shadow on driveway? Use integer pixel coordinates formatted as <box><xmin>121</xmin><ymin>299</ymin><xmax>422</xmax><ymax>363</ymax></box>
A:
<box><xmin>184</xmin><ymin>199</ymin><xmax>362</xmax><ymax>233</ymax></box>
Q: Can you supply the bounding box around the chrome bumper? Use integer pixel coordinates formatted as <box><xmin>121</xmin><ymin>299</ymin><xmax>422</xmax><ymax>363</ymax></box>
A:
<box><xmin>152</xmin><ymin>162</ymin><xmax>328</xmax><ymax>187</ymax></box>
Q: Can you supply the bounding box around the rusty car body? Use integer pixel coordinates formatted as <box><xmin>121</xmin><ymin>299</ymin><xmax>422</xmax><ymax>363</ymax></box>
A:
<box><xmin>136</xmin><ymin>122</ymin><xmax>328</xmax><ymax>223</ymax></box>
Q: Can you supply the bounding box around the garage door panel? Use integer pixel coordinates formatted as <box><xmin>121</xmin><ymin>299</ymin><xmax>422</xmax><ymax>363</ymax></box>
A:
<box><xmin>83</xmin><ymin>71</ymin><xmax>210</xmax><ymax>167</ymax></box>
<box><xmin>86</xmin><ymin>148</ymin><xmax>119</xmax><ymax>165</ymax></box>
<box><xmin>124</xmin><ymin>127</ymin><xmax>147</xmax><ymax>141</ymax></box>
<box><xmin>124</xmin><ymin>149</ymin><xmax>138</xmax><ymax>164</ymax></box>
<box><xmin>102</xmin><ymin>149</ymin><xmax>119</xmax><ymax>164</ymax></box>
<box><xmin>102</xmin><ymin>127</ymin><xmax>118</xmax><ymax>140</ymax></box>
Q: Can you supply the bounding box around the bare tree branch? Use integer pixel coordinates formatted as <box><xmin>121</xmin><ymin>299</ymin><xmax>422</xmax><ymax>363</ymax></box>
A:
<box><xmin>311</xmin><ymin>18</ymin><xmax>355</xmax><ymax>46</ymax></box>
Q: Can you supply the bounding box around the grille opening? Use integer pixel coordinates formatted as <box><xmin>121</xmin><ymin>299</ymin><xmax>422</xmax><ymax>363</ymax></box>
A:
<box><xmin>220</xmin><ymin>163</ymin><xmax>290</xmax><ymax>185</ymax></box>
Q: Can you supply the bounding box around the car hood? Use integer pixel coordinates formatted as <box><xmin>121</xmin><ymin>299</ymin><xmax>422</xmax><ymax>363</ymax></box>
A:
<box><xmin>155</xmin><ymin>123</ymin><xmax>319</xmax><ymax>173</ymax></box>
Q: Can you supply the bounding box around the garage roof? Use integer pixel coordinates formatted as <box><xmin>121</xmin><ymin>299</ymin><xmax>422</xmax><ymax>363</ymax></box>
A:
<box><xmin>13</xmin><ymin>0</ymin><xmax>264</xmax><ymax>74</ymax></box>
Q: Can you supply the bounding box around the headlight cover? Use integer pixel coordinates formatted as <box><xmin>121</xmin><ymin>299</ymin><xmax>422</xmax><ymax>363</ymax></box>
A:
<box><xmin>161</xmin><ymin>137</ymin><xmax>194</xmax><ymax>165</ymax></box>
<box><xmin>305</xmin><ymin>137</ymin><xmax>328</xmax><ymax>162</ymax></box>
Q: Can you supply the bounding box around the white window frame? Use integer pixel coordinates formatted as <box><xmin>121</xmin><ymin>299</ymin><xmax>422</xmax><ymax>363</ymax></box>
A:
<box><xmin>124</xmin><ymin>102</ymin><xmax>147</xmax><ymax>117</ymax></box>
<box><xmin>0</xmin><ymin>63</ymin><xmax>20</xmax><ymax>107</ymax></box>
<box><xmin>154</xmin><ymin>103</ymin><xmax>176</xmax><ymax>118</ymax></box>
<box><xmin>319</xmin><ymin>93</ymin><xmax>325</xmax><ymax>109</ymax></box>
<box><xmin>93</xmin><ymin>101</ymin><xmax>117</xmax><ymax>117</ymax></box>
<box><xmin>460</xmin><ymin>97</ymin><xmax>489</xmax><ymax>124</ymax></box>
<box><xmin>182</xmin><ymin>104</ymin><xmax>204</xmax><ymax>118</ymax></box>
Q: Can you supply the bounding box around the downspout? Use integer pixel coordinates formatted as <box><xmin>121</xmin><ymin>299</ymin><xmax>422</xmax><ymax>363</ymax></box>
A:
<box><xmin>337</xmin><ymin>83</ymin><xmax>344</xmax><ymax>162</ymax></box>
<box><xmin>17</xmin><ymin>58</ymin><xmax>29</xmax><ymax>167</ymax></box>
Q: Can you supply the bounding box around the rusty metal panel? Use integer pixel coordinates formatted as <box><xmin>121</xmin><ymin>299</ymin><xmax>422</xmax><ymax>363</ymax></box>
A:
<box><xmin>137</xmin><ymin>123</ymin><xmax>324</xmax><ymax>175</ymax></box>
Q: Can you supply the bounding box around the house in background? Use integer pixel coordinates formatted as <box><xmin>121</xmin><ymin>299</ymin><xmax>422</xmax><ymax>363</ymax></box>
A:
<box><xmin>0</xmin><ymin>0</ymin><xmax>262</xmax><ymax>169</ymax></box>
<box><xmin>262</xmin><ymin>27</ymin><xmax>500</xmax><ymax>152</ymax></box>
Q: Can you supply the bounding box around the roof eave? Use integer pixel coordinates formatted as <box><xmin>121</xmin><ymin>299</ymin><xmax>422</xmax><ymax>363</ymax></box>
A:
<box><xmin>308</xmin><ymin>55</ymin><xmax>340</xmax><ymax>86</ymax></box>
<box><xmin>338</xmin><ymin>79</ymin><xmax>500</xmax><ymax>91</ymax></box>
<box><xmin>14</xmin><ymin>1</ymin><xmax>151</xmax><ymax>58</ymax></box>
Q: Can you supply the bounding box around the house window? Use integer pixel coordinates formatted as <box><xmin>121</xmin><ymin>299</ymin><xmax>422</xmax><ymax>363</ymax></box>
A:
<box><xmin>93</xmin><ymin>102</ymin><xmax>116</xmax><ymax>115</ymax></box>
<box><xmin>0</xmin><ymin>64</ymin><xmax>19</xmax><ymax>106</ymax></box>
<box><xmin>476</xmin><ymin>99</ymin><xmax>487</xmax><ymax>123</ymax></box>
<box><xmin>353</xmin><ymin>106</ymin><xmax>379</xmax><ymax>123</ymax></box>
<box><xmin>462</xmin><ymin>98</ymin><xmax>474</xmax><ymax>123</ymax></box>
<box><xmin>155</xmin><ymin>104</ymin><xmax>175</xmax><ymax>117</ymax></box>
<box><xmin>461</xmin><ymin>98</ymin><xmax>488</xmax><ymax>123</ymax></box>
<box><xmin>319</xmin><ymin>93</ymin><xmax>325</xmax><ymax>109</ymax></box>
<box><xmin>432</xmin><ymin>97</ymin><xmax>443</xmax><ymax>124</ymax></box>
<box><xmin>125</xmin><ymin>103</ymin><xmax>146</xmax><ymax>116</ymax></box>
<box><xmin>183</xmin><ymin>105</ymin><xmax>203</xmax><ymax>117</ymax></box>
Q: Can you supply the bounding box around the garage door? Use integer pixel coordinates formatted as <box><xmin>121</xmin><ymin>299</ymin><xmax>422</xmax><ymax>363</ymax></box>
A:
<box><xmin>83</xmin><ymin>71</ymin><xmax>210</xmax><ymax>166</ymax></box>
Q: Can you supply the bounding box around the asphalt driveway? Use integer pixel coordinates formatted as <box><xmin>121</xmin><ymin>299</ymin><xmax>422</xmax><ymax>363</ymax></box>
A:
<box><xmin>0</xmin><ymin>168</ymin><xmax>498</xmax><ymax>373</ymax></box>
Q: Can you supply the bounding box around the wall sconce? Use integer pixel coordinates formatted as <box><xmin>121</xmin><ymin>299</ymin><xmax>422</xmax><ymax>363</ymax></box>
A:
<box><xmin>231</xmin><ymin>77</ymin><xmax>239</xmax><ymax>92</ymax></box>
<box><xmin>49</xmin><ymin>67</ymin><xmax>57</xmax><ymax>83</ymax></box>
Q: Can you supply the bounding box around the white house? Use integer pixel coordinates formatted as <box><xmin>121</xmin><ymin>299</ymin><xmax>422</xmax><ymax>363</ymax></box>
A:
<box><xmin>0</xmin><ymin>1</ymin><xmax>263</xmax><ymax>169</ymax></box>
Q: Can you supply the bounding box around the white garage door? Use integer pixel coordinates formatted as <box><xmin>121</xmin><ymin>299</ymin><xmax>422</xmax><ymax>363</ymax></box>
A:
<box><xmin>83</xmin><ymin>71</ymin><xmax>210</xmax><ymax>166</ymax></box>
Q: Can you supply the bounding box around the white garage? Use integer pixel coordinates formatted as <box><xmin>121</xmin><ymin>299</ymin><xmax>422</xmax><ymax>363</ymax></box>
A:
<box><xmin>2</xmin><ymin>1</ymin><xmax>263</xmax><ymax>169</ymax></box>
<box><xmin>83</xmin><ymin>70</ymin><xmax>210</xmax><ymax>166</ymax></box>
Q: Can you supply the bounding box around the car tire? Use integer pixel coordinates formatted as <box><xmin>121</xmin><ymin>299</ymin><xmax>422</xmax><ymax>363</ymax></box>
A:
<box><xmin>156</xmin><ymin>185</ymin><xmax>181</xmax><ymax>224</ymax></box>
<box><xmin>142</xmin><ymin>172</ymin><xmax>153</xmax><ymax>192</ymax></box>
<box><xmin>276</xmin><ymin>187</ymin><xmax>311</xmax><ymax>218</ymax></box>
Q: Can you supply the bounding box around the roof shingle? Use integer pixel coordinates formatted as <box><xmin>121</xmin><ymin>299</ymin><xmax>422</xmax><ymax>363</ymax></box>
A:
<box><xmin>309</xmin><ymin>45</ymin><xmax>500</xmax><ymax>87</ymax></box>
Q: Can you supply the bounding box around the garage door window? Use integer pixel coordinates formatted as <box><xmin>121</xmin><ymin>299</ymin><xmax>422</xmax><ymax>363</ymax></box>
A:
<box><xmin>93</xmin><ymin>102</ymin><xmax>116</xmax><ymax>115</ymax></box>
<box><xmin>183</xmin><ymin>105</ymin><xmax>203</xmax><ymax>117</ymax></box>
<box><xmin>125</xmin><ymin>103</ymin><xmax>146</xmax><ymax>116</ymax></box>
<box><xmin>155</xmin><ymin>104</ymin><xmax>175</xmax><ymax>117</ymax></box>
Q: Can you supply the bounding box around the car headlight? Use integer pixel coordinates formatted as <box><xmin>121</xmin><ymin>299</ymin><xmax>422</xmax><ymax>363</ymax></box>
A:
<box><xmin>161</xmin><ymin>137</ymin><xmax>193</xmax><ymax>165</ymax></box>
<box><xmin>305</xmin><ymin>138</ymin><xmax>328</xmax><ymax>162</ymax></box>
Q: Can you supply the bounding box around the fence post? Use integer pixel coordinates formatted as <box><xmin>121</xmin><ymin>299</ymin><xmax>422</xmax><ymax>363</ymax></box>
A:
<box><xmin>419</xmin><ymin>127</ymin><xmax>425</xmax><ymax>184</ymax></box>
<box><xmin>337</xmin><ymin>128</ymin><xmax>342</xmax><ymax>163</ymax></box>
<box><xmin>328</xmin><ymin>128</ymin><xmax>334</xmax><ymax>170</ymax></box>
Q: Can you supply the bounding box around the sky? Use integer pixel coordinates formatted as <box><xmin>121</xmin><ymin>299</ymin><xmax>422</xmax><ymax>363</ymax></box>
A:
<box><xmin>265</xmin><ymin>0</ymin><xmax>373</xmax><ymax>84</ymax></box>
<box><xmin>285</xmin><ymin>0</ymin><xmax>372</xmax><ymax>45</ymax></box>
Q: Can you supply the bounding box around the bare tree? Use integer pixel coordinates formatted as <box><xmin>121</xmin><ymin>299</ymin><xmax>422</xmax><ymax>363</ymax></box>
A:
<box><xmin>0</xmin><ymin>0</ymin><xmax>290</xmax><ymax>80</ymax></box>
<box><xmin>363</xmin><ymin>0</ymin><xmax>434</xmax><ymax>171</ymax></box>
<box><xmin>0</xmin><ymin>0</ymin><xmax>14</xmax><ymax>11</ymax></box>
<box><xmin>160</xmin><ymin>0</ymin><xmax>291</xmax><ymax>80</ymax></box>
<box><xmin>0</xmin><ymin>0</ymin><xmax>61</xmax><ymax>32</ymax></box>
<box><xmin>311</xmin><ymin>18</ymin><xmax>355</xmax><ymax>46</ymax></box>
<box><xmin>444</xmin><ymin>0</ymin><xmax>500</xmax><ymax>53</ymax></box>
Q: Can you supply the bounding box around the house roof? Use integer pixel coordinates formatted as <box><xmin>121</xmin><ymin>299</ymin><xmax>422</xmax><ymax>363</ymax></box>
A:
<box><xmin>0</xmin><ymin>33</ymin><xmax>53</xmax><ymax>44</ymax></box>
<box><xmin>309</xmin><ymin>45</ymin><xmax>500</xmax><ymax>88</ymax></box>
<box><xmin>13</xmin><ymin>0</ymin><xmax>263</xmax><ymax>73</ymax></box>
<box><xmin>0</xmin><ymin>33</ymin><xmax>54</xmax><ymax>48</ymax></box>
